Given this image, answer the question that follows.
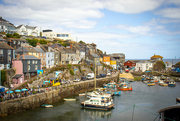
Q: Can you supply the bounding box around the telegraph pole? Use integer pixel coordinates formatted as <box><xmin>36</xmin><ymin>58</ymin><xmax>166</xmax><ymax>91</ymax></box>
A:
<box><xmin>94</xmin><ymin>58</ymin><xmax>96</xmax><ymax>91</ymax></box>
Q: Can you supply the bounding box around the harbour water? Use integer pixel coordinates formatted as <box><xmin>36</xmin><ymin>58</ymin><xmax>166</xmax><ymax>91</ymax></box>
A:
<box><xmin>1</xmin><ymin>82</ymin><xmax>180</xmax><ymax>121</ymax></box>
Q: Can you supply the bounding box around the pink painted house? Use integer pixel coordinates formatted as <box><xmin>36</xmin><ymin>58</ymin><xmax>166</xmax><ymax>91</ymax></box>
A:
<box><xmin>12</xmin><ymin>58</ymin><xmax>25</xmax><ymax>87</ymax></box>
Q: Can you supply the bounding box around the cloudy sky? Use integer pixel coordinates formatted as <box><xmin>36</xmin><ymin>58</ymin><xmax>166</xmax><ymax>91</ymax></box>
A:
<box><xmin>1</xmin><ymin>0</ymin><xmax>180</xmax><ymax>59</ymax></box>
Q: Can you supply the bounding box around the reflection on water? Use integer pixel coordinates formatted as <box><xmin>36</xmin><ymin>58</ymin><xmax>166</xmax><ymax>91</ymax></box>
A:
<box><xmin>82</xmin><ymin>108</ymin><xmax>112</xmax><ymax>119</ymax></box>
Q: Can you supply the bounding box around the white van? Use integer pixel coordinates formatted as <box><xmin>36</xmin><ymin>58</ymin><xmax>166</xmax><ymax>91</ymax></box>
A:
<box><xmin>86</xmin><ymin>73</ymin><xmax>94</xmax><ymax>80</ymax></box>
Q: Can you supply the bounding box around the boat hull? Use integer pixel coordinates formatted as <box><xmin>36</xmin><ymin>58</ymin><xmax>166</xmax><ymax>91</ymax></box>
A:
<box><xmin>117</xmin><ymin>87</ymin><xmax>132</xmax><ymax>91</ymax></box>
<box><xmin>81</xmin><ymin>102</ymin><xmax>114</xmax><ymax>110</ymax></box>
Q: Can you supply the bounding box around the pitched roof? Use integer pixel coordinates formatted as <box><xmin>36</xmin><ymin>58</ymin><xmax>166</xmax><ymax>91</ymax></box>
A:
<box><xmin>137</xmin><ymin>60</ymin><xmax>152</xmax><ymax>63</ymax></box>
<box><xmin>151</xmin><ymin>54</ymin><xmax>163</xmax><ymax>59</ymax></box>
<box><xmin>15</xmin><ymin>46</ymin><xmax>37</xmax><ymax>53</ymax></box>
<box><xmin>50</xmin><ymin>43</ymin><xmax>64</xmax><ymax>48</ymax></box>
<box><xmin>0</xmin><ymin>42</ymin><xmax>14</xmax><ymax>49</ymax></box>
<box><xmin>19</xmin><ymin>55</ymin><xmax>40</xmax><ymax>60</ymax></box>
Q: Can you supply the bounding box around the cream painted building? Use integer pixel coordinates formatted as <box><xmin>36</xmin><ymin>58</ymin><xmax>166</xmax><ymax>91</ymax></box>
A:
<box><xmin>42</xmin><ymin>30</ymin><xmax>73</xmax><ymax>41</ymax></box>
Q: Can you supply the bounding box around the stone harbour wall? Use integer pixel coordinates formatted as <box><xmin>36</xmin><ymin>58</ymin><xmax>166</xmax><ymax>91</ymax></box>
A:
<box><xmin>0</xmin><ymin>75</ymin><xmax>119</xmax><ymax>117</ymax></box>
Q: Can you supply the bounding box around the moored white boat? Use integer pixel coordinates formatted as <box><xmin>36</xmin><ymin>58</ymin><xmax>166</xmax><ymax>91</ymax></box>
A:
<box><xmin>41</xmin><ymin>104</ymin><xmax>53</xmax><ymax>108</ymax></box>
<box><xmin>64</xmin><ymin>98</ymin><xmax>76</xmax><ymax>101</ymax></box>
<box><xmin>81</xmin><ymin>96</ymin><xmax>114</xmax><ymax>110</ymax></box>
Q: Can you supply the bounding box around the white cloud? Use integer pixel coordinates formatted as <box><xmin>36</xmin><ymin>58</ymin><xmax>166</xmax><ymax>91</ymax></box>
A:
<box><xmin>156</xmin><ymin>8</ymin><xmax>180</xmax><ymax>19</ymax></box>
<box><xmin>0</xmin><ymin>0</ymin><xmax>104</xmax><ymax>29</ymax></box>
<box><xmin>112</xmin><ymin>25</ymin><xmax>151</xmax><ymax>35</ymax></box>
<box><xmin>103</xmin><ymin>0</ymin><xmax>163</xmax><ymax>14</ymax></box>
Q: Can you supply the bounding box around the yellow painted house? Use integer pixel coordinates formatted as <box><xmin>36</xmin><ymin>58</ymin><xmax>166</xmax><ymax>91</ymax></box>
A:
<box><xmin>110</xmin><ymin>58</ymin><xmax>117</xmax><ymax>69</ymax></box>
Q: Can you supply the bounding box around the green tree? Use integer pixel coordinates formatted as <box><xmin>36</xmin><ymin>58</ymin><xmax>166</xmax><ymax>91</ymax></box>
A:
<box><xmin>26</xmin><ymin>38</ymin><xmax>38</xmax><ymax>47</ymax></box>
<box><xmin>175</xmin><ymin>62</ymin><xmax>180</xmax><ymax>65</ymax></box>
<box><xmin>79</xmin><ymin>40</ymin><xmax>86</xmax><ymax>44</ymax></box>
<box><xmin>153</xmin><ymin>61</ymin><xmax>166</xmax><ymax>71</ymax></box>
<box><xmin>12</xmin><ymin>33</ymin><xmax>20</xmax><ymax>38</ymax></box>
<box><xmin>1</xmin><ymin>70</ymin><xmax>6</xmax><ymax>86</ymax></box>
<box><xmin>39</xmin><ymin>39</ymin><xmax>47</xmax><ymax>44</ymax></box>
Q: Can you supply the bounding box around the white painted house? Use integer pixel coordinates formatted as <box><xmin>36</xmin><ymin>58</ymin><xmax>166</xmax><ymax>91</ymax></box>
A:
<box><xmin>42</xmin><ymin>30</ymin><xmax>73</xmax><ymax>41</ymax></box>
<box><xmin>135</xmin><ymin>60</ymin><xmax>153</xmax><ymax>72</ymax></box>
<box><xmin>16</xmin><ymin>25</ymin><xmax>40</xmax><ymax>36</ymax></box>
<box><xmin>36</xmin><ymin>44</ymin><xmax>54</xmax><ymax>68</ymax></box>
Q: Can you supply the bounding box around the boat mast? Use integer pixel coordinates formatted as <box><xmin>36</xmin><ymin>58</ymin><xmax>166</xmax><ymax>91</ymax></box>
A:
<box><xmin>94</xmin><ymin>58</ymin><xmax>96</xmax><ymax>91</ymax></box>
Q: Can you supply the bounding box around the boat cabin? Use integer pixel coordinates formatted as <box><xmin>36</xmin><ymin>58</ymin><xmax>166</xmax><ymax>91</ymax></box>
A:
<box><xmin>158</xmin><ymin>104</ymin><xmax>180</xmax><ymax>121</ymax></box>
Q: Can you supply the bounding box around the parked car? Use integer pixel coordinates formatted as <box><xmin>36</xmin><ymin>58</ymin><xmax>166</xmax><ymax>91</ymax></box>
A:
<box><xmin>86</xmin><ymin>73</ymin><xmax>94</xmax><ymax>80</ymax></box>
<box><xmin>100</xmin><ymin>74</ymin><xmax>106</xmax><ymax>78</ymax></box>
<box><xmin>81</xmin><ymin>76</ymin><xmax>86</xmax><ymax>81</ymax></box>
<box><xmin>96</xmin><ymin>75</ymin><xmax>101</xmax><ymax>78</ymax></box>
<box><xmin>73</xmin><ymin>78</ymin><xmax>81</xmax><ymax>82</ymax></box>
<box><xmin>107</xmin><ymin>72</ymin><xmax>111</xmax><ymax>76</ymax></box>
<box><xmin>61</xmin><ymin>80</ymin><xmax>67</xmax><ymax>85</ymax></box>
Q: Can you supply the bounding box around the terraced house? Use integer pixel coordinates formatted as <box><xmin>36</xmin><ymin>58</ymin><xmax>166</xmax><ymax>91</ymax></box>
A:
<box><xmin>0</xmin><ymin>42</ymin><xmax>15</xmax><ymax>70</ymax></box>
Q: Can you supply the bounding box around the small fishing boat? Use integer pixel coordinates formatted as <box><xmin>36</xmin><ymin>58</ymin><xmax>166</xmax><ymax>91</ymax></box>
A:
<box><xmin>106</xmin><ymin>89</ymin><xmax>121</xmax><ymax>96</ymax></box>
<box><xmin>147</xmin><ymin>80</ymin><xmax>155</xmax><ymax>86</ymax></box>
<box><xmin>158</xmin><ymin>80</ymin><xmax>168</xmax><ymax>86</ymax></box>
<box><xmin>81</xmin><ymin>96</ymin><xmax>114</xmax><ymax>110</ymax></box>
<box><xmin>79</xmin><ymin>93</ymin><xmax>86</xmax><ymax>96</ymax></box>
<box><xmin>117</xmin><ymin>81</ymin><xmax>132</xmax><ymax>91</ymax></box>
<box><xmin>103</xmin><ymin>81</ymin><xmax>116</xmax><ymax>89</ymax></box>
<box><xmin>168</xmin><ymin>81</ymin><xmax>176</xmax><ymax>87</ymax></box>
<box><xmin>176</xmin><ymin>97</ymin><xmax>180</xmax><ymax>104</ymax></box>
<box><xmin>64</xmin><ymin>98</ymin><xmax>76</xmax><ymax>101</ymax></box>
<box><xmin>41</xmin><ymin>104</ymin><xmax>53</xmax><ymax>108</ymax></box>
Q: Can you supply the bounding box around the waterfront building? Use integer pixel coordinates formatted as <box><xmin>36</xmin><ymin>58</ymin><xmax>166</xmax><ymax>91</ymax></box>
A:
<box><xmin>109</xmin><ymin>53</ymin><xmax>125</xmax><ymax>69</ymax></box>
<box><xmin>135</xmin><ymin>60</ymin><xmax>153</xmax><ymax>72</ymax></box>
<box><xmin>110</xmin><ymin>57</ymin><xmax>117</xmax><ymax>69</ymax></box>
<box><xmin>124</xmin><ymin>60</ymin><xmax>136</xmax><ymax>68</ymax></box>
<box><xmin>0</xmin><ymin>42</ymin><xmax>15</xmax><ymax>70</ymax></box>
<box><xmin>151</xmin><ymin>54</ymin><xmax>163</xmax><ymax>61</ymax></box>
<box><xmin>16</xmin><ymin>24</ymin><xmax>40</xmax><ymax>36</ymax></box>
<box><xmin>12</xmin><ymin>55</ymin><xmax>41</xmax><ymax>84</ymax></box>
<box><xmin>0</xmin><ymin>17</ymin><xmax>16</xmax><ymax>34</ymax></box>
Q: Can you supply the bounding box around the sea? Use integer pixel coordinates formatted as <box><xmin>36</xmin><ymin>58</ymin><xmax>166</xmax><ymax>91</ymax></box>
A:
<box><xmin>1</xmin><ymin>82</ymin><xmax>180</xmax><ymax>121</ymax></box>
<box><xmin>126</xmin><ymin>59</ymin><xmax>180</xmax><ymax>65</ymax></box>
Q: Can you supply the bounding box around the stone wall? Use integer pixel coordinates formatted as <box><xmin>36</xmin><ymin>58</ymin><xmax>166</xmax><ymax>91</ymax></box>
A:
<box><xmin>0</xmin><ymin>75</ymin><xmax>119</xmax><ymax>117</ymax></box>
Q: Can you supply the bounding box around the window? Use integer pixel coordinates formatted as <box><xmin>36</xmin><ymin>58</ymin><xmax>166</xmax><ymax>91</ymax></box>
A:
<box><xmin>43</xmin><ymin>53</ymin><xmax>45</xmax><ymax>56</ymax></box>
<box><xmin>43</xmin><ymin>58</ymin><xmax>45</xmax><ymax>61</ymax></box>
<box><xmin>35</xmin><ymin>65</ymin><xmax>37</xmax><ymax>70</ymax></box>
<box><xmin>32</xmin><ymin>60</ymin><xmax>34</xmax><ymax>64</ymax></box>
<box><xmin>28</xmin><ymin>65</ymin><xmax>30</xmax><ymax>70</ymax></box>
<box><xmin>18</xmin><ymin>41</ymin><xmax>20</xmax><ymax>44</ymax></box>
<box><xmin>35</xmin><ymin>61</ymin><xmax>37</xmax><ymax>64</ymax></box>
<box><xmin>13</xmin><ymin>41</ymin><xmax>16</xmax><ymax>44</ymax></box>
<box><xmin>40</xmin><ymin>53</ymin><xmax>42</xmax><ymax>56</ymax></box>
<box><xmin>28</xmin><ymin>60</ymin><xmax>30</xmax><ymax>64</ymax></box>
<box><xmin>0</xmin><ymin>49</ymin><xmax>3</xmax><ymax>54</ymax></box>
<box><xmin>36</xmin><ymin>53</ymin><xmax>38</xmax><ymax>56</ymax></box>
<box><xmin>0</xmin><ymin>56</ymin><xmax>3</xmax><ymax>61</ymax></box>
<box><xmin>8</xmin><ymin>50</ymin><xmax>11</xmax><ymax>55</ymax></box>
<box><xmin>48</xmin><ymin>60</ymin><xmax>50</xmax><ymax>64</ymax></box>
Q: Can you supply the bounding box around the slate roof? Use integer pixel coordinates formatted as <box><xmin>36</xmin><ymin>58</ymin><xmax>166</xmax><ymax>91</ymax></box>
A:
<box><xmin>13</xmin><ymin>74</ymin><xmax>22</xmax><ymax>78</ymax></box>
<box><xmin>15</xmin><ymin>46</ymin><xmax>37</xmax><ymax>53</ymax></box>
<box><xmin>136</xmin><ymin>60</ymin><xmax>152</xmax><ymax>63</ymax></box>
<box><xmin>0</xmin><ymin>42</ymin><xmax>14</xmax><ymax>49</ymax></box>
<box><xmin>6</xmin><ymin>38</ymin><xmax>27</xmax><ymax>42</ymax></box>
<box><xmin>34</xmin><ymin>47</ymin><xmax>45</xmax><ymax>53</ymax></box>
<box><xmin>50</xmin><ymin>43</ymin><xmax>64</xmax><ymax>48</ymax></box>
<box><xmin>19</xmin><ymin>55</ymin><xmax>40</xmax><ymax>60</ymax></box>
<box><xmin>0</xmin><ymin>37</ymin><xmax>6</xmax><ymax>42</ymax></box>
